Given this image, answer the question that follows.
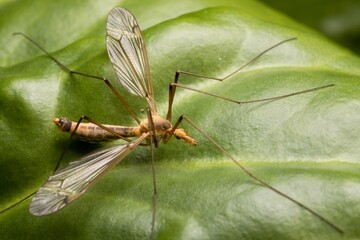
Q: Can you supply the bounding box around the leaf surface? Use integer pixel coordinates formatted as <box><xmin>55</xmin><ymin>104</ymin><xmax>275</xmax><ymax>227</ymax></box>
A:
<box><xmin>1</xmin><ymin>1</ymin><xmax>360</xmax><ymax>239</ymax></box>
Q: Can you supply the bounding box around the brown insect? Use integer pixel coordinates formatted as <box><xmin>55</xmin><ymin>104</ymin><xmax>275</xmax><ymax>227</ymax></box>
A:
<box><xmin>4</xmin><ymin>7</ymin><xmax>342</xmax><ymax>238</ymax></box>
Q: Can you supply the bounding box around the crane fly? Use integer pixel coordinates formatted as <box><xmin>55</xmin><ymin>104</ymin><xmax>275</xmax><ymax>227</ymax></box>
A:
<box><xmin>5</xmin><ymin>7</ymin><xmax>343</xmax><ymax>238</ymax></box>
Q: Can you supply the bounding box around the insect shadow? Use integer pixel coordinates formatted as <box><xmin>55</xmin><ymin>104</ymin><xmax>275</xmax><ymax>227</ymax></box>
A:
<box><xmin>1</xmin><ymin>7</ymin><xmax>343</xmax><ymax>239</ymax></box>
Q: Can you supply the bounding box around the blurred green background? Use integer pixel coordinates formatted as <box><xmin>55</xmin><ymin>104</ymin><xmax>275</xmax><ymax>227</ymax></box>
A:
<box><xmin>261</xmin><ymin>0</ymin><xmax>360</xmax><ymax>54</ymax></box>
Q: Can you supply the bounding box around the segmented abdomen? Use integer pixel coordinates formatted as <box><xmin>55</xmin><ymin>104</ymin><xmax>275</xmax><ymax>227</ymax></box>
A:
<box><xmin>53</xmin><ymin>118</ymin><xmax>141</xmax><ymax>142</ymax></box>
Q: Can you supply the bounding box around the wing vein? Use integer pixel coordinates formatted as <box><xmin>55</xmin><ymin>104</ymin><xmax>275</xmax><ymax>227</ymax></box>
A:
<box><xmin>29</xmin><ymin>133</ymin><xmax>149</xmax><ymax>216</ymax></box>
<box><xmin>106</xmin><ymin>7</ymin><xmax>155</xmax><ymax>111</ymax></box>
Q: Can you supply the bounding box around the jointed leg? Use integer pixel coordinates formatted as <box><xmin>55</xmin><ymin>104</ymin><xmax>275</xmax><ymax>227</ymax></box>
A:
<box><xmin>54</xmin><ymin>115</ymin><xmax>134</xmax><ymax>171</ymax></box>
<box><xmin>14</xmin><ymin>32</ymin><xmax>141</xmax><ymax>124</ymax></box>
<box><xmin>173</xmin><ymin>38</ymin><xmax>297</xmax><ymax>84</ymax></box>
<box><xmin>165</xmin><ymin>38</ymin><xmax>335</xmax><ymax>121</ymax></box>
<box><xmin>0</xmin><ymin>194</ymin><xmax>35</xmax><ymax>215</ymax></box>
<box><xmin>147</xmin><ymin>109</ymin><xmax>157</xmax><ymax>240</ymax></box>
<box><xmin>167</xmin><ymin>81</ymin><xmax>334</xmax><ymax>122</ymax></box>
<box><xmin>0</xmin><ymin>114</ymin><xmax>133</xmax><ymax>214</ymax></box>
<box><xmin>168</xmin><ymin>114</ymin><xmax>343</xmax><ymax>234</ymax></box>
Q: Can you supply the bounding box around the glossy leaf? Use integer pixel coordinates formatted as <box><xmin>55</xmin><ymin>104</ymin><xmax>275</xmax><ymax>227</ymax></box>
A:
<box><xmin>1</xmin><ymin>0</ymin><xmax>360</xmax><ymax>239</ymax></box>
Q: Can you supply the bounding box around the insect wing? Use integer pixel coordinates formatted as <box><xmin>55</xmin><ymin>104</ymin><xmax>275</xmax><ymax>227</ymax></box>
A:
<box><xmin>106</xmin><ymin>7</ymin><xmax>155</xmax><ymax>110</ymax></box>
<box><xmin>29</xmin><ymin>135</ymin><xmax>147</xmax><ymax>216</ymax></box>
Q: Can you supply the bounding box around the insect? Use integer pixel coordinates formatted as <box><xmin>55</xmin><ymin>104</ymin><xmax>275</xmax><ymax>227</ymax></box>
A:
<box><xmin>3</xmin><ymin>7</ymin><xmax>343</xmax><ymax>238</ymax></box>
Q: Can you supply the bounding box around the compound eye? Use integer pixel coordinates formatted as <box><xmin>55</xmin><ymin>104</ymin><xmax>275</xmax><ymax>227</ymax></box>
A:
<box><xmin>161</xmin><ymin>122</ymin><xmax>171</xmax><ymax>131</ymax></box>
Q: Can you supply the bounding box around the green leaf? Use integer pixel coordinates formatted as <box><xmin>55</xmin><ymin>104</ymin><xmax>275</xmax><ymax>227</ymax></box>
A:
<box><xmin>1</xmin><ymin>0</ymin><xmax>360</xmax><ymax>239</ymax></box>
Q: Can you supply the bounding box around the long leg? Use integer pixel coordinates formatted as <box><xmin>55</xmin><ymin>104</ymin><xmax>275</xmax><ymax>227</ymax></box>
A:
<box><xmin>166</xmin><ymin>38</ymin><xmax>334</xmax><ymax>121</ymax></box>
<box><xmin>167</xmin><ymin>114</ymin><xmax>344</xmax><ymax>234</ymax></box>
<box><xmin>54</xmin><ymin>114</ymin><xmax>136</xmax><ymax>170</ymax></box>
<box><xmin>0</xmin><ymin>193</ymin><xmax>35</xmax><ymax>215</ymax></box>
<box><xmin>0</xmin><ymin>115</ymin><xmax>133</xmax><ymax>214</ymax></box>
<box><xmin>174</xmin><ymin>38</ymin><xmax>297</xmax><ymax>83</ymax></box>
<box><xmin>13</xmin><ymin>32</ymin><xmax>141</xmax><ymax>124</ymax></box>
<box><xmin>147</xmin><ymin>110</ymin><xmax>157</xmax><ymax>240</ymax></box>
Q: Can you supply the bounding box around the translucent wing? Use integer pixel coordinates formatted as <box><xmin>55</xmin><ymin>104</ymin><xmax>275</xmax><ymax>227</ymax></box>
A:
<box><xmin>106</xmin><ymin>7</ymin><xmax>155</xmax><ymax>111</ymax></box>
<box><xmin>29</xmin><ymin>134</ymin><xmax>147</xmax><ymax>216</ymax></box>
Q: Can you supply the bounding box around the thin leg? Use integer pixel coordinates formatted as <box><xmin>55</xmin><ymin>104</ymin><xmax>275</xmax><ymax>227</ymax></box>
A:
<box><xmin>2</xmin><ymin>32</ymin><xmax>143</xmax><ymax>214</ymax></box>
<box><xmin>55</xmin><ymin>115</ymin><xmax>134</xmax><ymax>171</ymax></box>
<box><xmin>13</xmin><ymin>32</ymin><xmax>141</xmax><ymax>124</ymax></box>
<box><xmin>174</xmin><ymin>38</ymin><xmax>297</xmax><ymax>83</ymax></box>
<box><xmin>147</xmin><ymin>109</ymin><xmax>157</xmax><ymax>240</ymax></box>
<box><xmin>163</xmin><ymin>112</ymin><xmax>186</xmax><ymax>144</ymax></box>
<box><xmin>169</xmin><ymin>114</ymin><xmax>344</xmax><ymax>234</ymax></box>
<box><xmin>166</xmin><ymin>38</ymin><xmax>297</xmax><ymax>120</ymax></box>
<box><xmin>0</xmin><ymin>193</ymin><xmax>35</xmax><ymax>214</ymax></box>
<box><xmin>0</xmin><ymin>114</ymin><xmax>134</xmax><ymax>214</ymax></box>
<box><xmin>165</xmin><ymin>38</ymin><xmax>333</xmax><ymax>121</ymax></box>
<box><xmin>166</xmin><ymin>82</ymin><xmax>334</xmax><ymax>121</ymax></box>
<box><xmin>147</xmin><ymin>110</ymin><xmax>159</xmax><ymax>148</ymax></box>
<box><xmin>177</xmin><ymin>82</ymin><xmax>332</xmax><ymax>105</ymax></box>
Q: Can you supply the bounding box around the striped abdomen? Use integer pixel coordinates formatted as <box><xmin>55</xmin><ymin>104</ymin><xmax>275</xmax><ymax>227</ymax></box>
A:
<box><xmin>52</xmin><ymin>118</ymin><xmax>141</xmax><ymax>142</ymax></box>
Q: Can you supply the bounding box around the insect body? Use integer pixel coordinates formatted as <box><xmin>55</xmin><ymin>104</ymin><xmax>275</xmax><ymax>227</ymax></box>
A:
<box><xmin>52</xmin><ymin>116</ymin><xmax>197</xmax><ymax>144</ymax></box>
<box><xmin>28</xmin><ymin>8</ymin><xmax>198</xmax><ymax>217</ymax></box>
<box><xmin>6</xmin><ymin>6</ymin><xmax>343</xmax><ymax>237</ymax></box>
